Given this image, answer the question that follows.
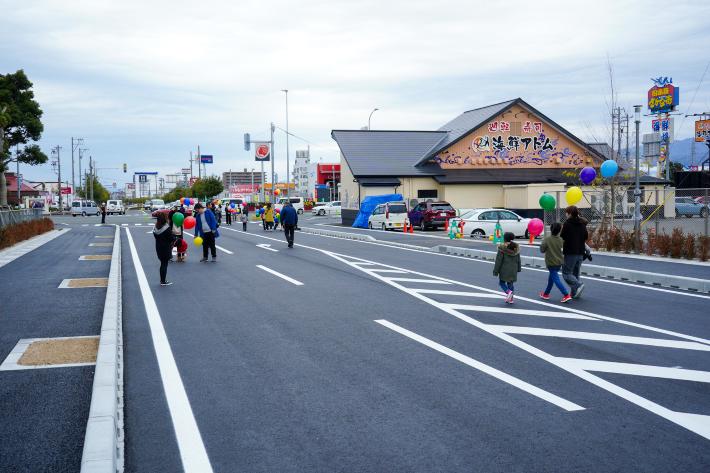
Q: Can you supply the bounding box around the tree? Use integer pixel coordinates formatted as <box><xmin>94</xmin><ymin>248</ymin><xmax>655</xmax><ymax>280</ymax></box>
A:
<box><xmin>0</xmin><ymin>70</ymin><xmax>48</xmax><ymax>207</ymax></box>
<box><xmin>77</xmin><ymin>176</ymin><xmax>110</xmax><ymax>204</ymax></box>
<box><xmin>191</xmin><ymin>176</ymin><xmax>223</xmax><ymax>200</ymax></box>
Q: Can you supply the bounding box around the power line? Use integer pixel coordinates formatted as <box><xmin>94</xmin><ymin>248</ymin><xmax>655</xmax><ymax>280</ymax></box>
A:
<box><xmin>678</xmin><ymin>60</ymin><xmax>710</xmax><ymax>133</ymax></box>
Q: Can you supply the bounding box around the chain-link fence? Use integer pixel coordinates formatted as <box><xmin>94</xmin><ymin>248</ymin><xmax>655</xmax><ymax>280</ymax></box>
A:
<box><xmin>543</xmin><ymin>187</ymin><xmax>710</xmax><ymax>238</ymax></box>
<box><xmin>0</xmin><ymin>209</ymin><xmax>44</xmax><ymax>230</ymax></box>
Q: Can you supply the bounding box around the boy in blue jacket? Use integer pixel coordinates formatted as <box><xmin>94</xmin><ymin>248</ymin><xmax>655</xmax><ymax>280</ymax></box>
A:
<box><xmin>280</xmin><ymin>202</ymin><xmax>298</xmax><ymax>248</ymax></box>
<box><xmin>194</xmin><ymin>203</ymin><xmax>220</xmax><ymax>262</ymax></box>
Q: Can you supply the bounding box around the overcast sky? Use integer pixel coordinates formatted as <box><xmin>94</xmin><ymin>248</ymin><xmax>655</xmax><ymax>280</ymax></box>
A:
<box><xmin>2</xmin><ymin>0</ymin><xmax>709</xmax><ymax>188</ymax></box>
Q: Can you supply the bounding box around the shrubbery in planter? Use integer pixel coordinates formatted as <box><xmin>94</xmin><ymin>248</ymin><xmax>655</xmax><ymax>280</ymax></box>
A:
<box><xmin>0</xmin><ymin>218</ymin><xmax>55</xmax><ymax>250</ymax></box>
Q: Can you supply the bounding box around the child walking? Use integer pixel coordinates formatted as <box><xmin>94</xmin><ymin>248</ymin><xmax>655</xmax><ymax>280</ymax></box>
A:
<box><xmin>240</xmin><ymin>211</ymin><xmax>248</xmax><ymax>231</ymax></box>
<box><xmin>493</xmin><ymin>232</ymin><xmax>521</xmax><ymax>303</ymax></box>
<box><xmin>540</xmin><ymin>222</ymin><xmax>572</xmax><ymax>303</ymax></box>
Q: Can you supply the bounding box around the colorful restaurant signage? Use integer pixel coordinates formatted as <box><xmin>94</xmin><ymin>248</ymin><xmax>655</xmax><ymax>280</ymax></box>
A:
<box><xmin>695</xmin><ymin>120</ymin><xmax>710</xmax><ymax>142</ymax></box>
<box><xmin>647</xmin><ymin>83</ymin><xmax>679</xmax><ymax>113</ymax></box>
<box><xmin>435</xmin><ymin>105</ymin><xmax>595</xmax><ymax>169</ymax></box>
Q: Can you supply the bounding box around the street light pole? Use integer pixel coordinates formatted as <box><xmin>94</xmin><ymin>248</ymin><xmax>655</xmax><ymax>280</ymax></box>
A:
<box><xmin>281</xmin><ymin>89</ymin><xmax>289</xmax><ymax>196</ymax></box>
<box><xmin>633</xmin><ymin>105</ymin><xmax>642</xmax><ymax>253</ymax></box>
<box><xmin>52</xmin><ymin>146</ymin><xmax>63</xmax><ymax>213</ymax></box>
<box><xmin>368</xmin><ymin>108</ymin><xmax>379</xmax><ymax>130</ymax></box>
<box><xmin>71</xmin><ymin>137</ymin><xmax>83</xmax><ymax>201</ymax></box>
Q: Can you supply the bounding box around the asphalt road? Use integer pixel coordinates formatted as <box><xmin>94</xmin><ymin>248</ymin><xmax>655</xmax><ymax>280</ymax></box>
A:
<box><xmin>117</xmin><ymin>219</ymin><xmax>710</xmax><ymax>472</ymax></box>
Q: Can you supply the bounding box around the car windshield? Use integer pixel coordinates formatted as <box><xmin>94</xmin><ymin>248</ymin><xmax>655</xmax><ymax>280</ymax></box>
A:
<box><xmin>153</xmin><ymin>200</ymin><xmax>164</xmax><ymax>205</ymax></box>
<box><xmin>431</xmin><ymin>204</ymin><xmax>453</xmax><ymax>210</ymax></box>
<box><xmin>72</xmin><ymin>202</ymin><xmax>80</xmax><ymax>207</ymax></box>
<box><xmin>388</xmin><ymin>204</ymin><xmax>407</xmax><ymax>213</ymax></box>
<box><xmin>279</xmin><ymin>198</ymin><xmax>289</xmax><ymax>204</ymax></box>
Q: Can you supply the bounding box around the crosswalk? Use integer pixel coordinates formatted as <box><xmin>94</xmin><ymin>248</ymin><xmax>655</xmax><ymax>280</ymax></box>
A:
<box><xmin>322</xmin><ymin>250</ymin><xmax>710</xmax><ymax>441</ymax></box>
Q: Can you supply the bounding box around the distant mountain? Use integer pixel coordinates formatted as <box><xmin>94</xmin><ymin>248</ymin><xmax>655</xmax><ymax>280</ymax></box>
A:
<box><xmin>620</xmin><ymin>137</ymin><xmax>709</xmax><ymax>169</ymax></box>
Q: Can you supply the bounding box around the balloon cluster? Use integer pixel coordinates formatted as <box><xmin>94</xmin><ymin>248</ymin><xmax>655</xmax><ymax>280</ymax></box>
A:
<box><xmin>274</xmin><ymin>189</ymin><xmax>281</xmax><ymax>196</ymax></box>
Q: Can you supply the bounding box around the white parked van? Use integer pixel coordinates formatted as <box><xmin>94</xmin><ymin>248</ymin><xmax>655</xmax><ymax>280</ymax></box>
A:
<box><xmin>276</xmin><ymin>197</ymin><xmax>304</xmax><ymax>214</ymax></box>
<box><xmin>106</xmin><ymin>199</ymin><xmax>125</xmax><ymax>215</ymax></box>
<box><xmin>368</xmin><ymin>201</ymin><xmax>408</xmax><ymax>231</ymax></box>
<box><xmin>71</xmin><ymin>200</ymin><xmax>100</xmax><ymax>217</ymax></box>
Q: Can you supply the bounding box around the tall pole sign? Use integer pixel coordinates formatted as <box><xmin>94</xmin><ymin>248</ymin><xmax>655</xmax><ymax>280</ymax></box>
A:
<box><xmin>648</xmin><ymin>77</ymin><xmax>679</xmax><ymax>179</ymax></box>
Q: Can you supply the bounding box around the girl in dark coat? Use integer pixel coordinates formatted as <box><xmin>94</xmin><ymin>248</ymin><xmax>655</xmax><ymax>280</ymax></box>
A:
<box><xmin>153</xmin><ymin>212</ymin><xmax>175</xmax><ymax>286</ymax></box>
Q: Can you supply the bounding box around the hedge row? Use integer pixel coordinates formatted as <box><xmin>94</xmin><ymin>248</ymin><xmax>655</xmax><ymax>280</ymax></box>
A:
<box><xmin>0</xmin><ymin>218</ymin><xmax>55</xmax><ymax>250</ymax></box>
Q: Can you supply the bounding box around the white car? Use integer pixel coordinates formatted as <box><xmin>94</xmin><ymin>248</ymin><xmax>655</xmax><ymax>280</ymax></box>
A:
<box><xmin>368</xmin><ymin>201</ymin><xmax>408</xmax><ymax>230</ymax></box>
<box><xmin>460</xmin><ymin>208</ymin><xmax>532</xmax><ymax>239</ymax></box>
<box><xmin>276</xmin><ymin>197</ymin><xmax>305</xmax><ymax>214</ymax></box>
<box><xmin>150</xmin><ymin>199</ymin><xmax>166</xmax><ymax>211</ymax></box>
<box><xmin>106</xmin><ymin>199</ymin><xmax>125</xmax><ymax>215</ymax></box>
<box><xmin>312</xmin><ymin>201</ymin><xmax>341</xmax><ymax>216</ymax></box>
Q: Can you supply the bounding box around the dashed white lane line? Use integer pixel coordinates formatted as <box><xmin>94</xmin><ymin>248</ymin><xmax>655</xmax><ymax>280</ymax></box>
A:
<box><xmin>555</xmin><ymin>358</ymin><xmax>710</xmax><ymax>383</ymax></box>
<box><xmin>183</xmin><ymin>231</ymin><xmax>234</xmax><ymax>255</ymax></box>
<box><xmin>375</xmin><ymin>319</ymin><xmax>584</xmax><ymax>412</ymax></box>
<box><xmin>125</xmin><ymin>227</ymin><xmax>214</xmax><ymax>473</ymax></box>
<box><xmin>256</xmin><ymin>264</ymin><xmax>304</xmax><ymax>286</ymax></box>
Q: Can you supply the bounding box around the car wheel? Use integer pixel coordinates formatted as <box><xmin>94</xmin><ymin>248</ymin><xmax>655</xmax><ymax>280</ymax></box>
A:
<box><xmin>72</xmin><ymin>214</ymin><xmax>76</xmax><ymax>217</ymax></box>
<box><xmin>368</xmin><ymin>222</ymin><xmax>373</xmax><ymax>229</ymax></box>
<box><xmin>701</xmin><ymin>208</ymin><xmax>709</xmax><ymax>218</ymax></box>
<box><xmin>297</xmin><ymin>209</ymin><xmax>303</xmax><ymax>214</ymax></box>
<box><xmin>382</xmin><ymin>223</ymin><xmax>387</xmax><ymax>231</ymax></box>
<box><xmin>318</xmin><ymin>209</ymin><xmax>325</xmax><ymax>216</ymax></box>
<box><xmin>525</xmin><ymin>229</ymin><xmax>530</xmax><ymax>239</ymax></box>
<box><xmin>675</xmin><ymin>209</ymin><xmax>680</xmax><ymax>217</ymax></box>
<box><xmin>471</xmin><ymin>229</ymin><xmax>485</xmax><ymax>239</ymax></box>
<box><xmin>82</xmin><ymin>211</ymin><xmax>86</xmax><ymax>216</ymax></box>
<box><xmin>419</xmin><ymin>221</ymin><xmax>426</xmax><ymax>231</ymax></box>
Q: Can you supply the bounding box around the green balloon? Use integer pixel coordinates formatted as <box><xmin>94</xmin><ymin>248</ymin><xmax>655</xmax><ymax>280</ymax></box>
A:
<box><xmin>539</xmin><ymin>194</ymin><xmax>556</xmax><ymax>211</ymax></box>
<box><xmin>172</xmin><ymin>212</ymin><xmax>185</xmax><ymax>226</ymax></box>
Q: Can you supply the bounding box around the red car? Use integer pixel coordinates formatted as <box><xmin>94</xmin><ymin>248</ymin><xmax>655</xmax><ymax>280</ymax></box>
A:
<box><xmin>407</xmin><ymin>201</ymin><xmax>456</xmax><ymax>230</ymax></box>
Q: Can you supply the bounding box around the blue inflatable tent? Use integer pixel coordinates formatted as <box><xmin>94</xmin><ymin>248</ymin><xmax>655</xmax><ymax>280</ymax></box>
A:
<box><xmin>352</xmin><ymin>194</ymin><xmax>404</xmax><ymax>228</ymax></box>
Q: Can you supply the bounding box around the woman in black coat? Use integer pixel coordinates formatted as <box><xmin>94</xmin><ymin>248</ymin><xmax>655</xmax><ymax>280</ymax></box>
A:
<box><xmin>153</xmin><ymin>212</ymin><xmax>175</xmax><ymax>286</ymax></box>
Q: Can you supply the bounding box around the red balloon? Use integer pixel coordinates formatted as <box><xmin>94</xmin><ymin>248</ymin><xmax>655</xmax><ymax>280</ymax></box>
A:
<box><xmin>183</xmin><ymin>216</ymin><xmax>196</xmax><ymax>229</ymax></box>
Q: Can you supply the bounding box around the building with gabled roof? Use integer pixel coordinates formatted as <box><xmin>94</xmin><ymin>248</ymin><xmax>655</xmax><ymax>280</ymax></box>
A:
<box><xmin>333</xmin><ymin>98</ymin><xmax>668</xmax><ymax>224</ymax></box>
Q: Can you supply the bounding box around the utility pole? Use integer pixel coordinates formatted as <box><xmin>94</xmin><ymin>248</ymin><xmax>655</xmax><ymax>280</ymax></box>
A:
<box><xmin>89</xmin><ymin>156</ymin><xmax>94</xmax><ymax>202</ymax></box>
<box><xmin>190</xmin><ymin>151</ymin><xmax>194</xmax><ymax>180</ymax></box>
<box><xmin>625</xmin><ymin>113</ymin><xmax>630</xmax><ymax>165</ymax></box>
<box><xmin>52</xmin><ymin>146</ymin><xmax>63</xmax><ymax>213</ymax></box>
<box><xmin>616</xmin><ymin>107</ymin><xmax>622</xmax><ymax>162</ymax></box>
<box><xmin>16</xmin><ymin>145</ymin><xmax>21</xmax><ymax>205</ymax></box>
<box><xmin>197</xmin><ymin>145</ymin><xmax>201</xmax><ymax>179</ymax></box>
<box><xmin>282</xmin><ymin>89</ymin><xmax>289</xmax><ymax>196</ymax></box>
<box><xmin>270</xmin><ymin>122</ymin><xmax>275</xmax><ymax>203</ymax></box>
<box><xmin>633</xmin><ymin>105</ymin><xmax>642</xmax><ymax>253</ymax></box>
<box><xmin>70</xmin><ymin>137</ymin><xmax>83</xmax><ymax>202</ymax></box>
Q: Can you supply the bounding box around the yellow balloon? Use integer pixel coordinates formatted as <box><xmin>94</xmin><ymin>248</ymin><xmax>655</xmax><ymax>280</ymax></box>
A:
<box><xmin>193</xmin><ymin>236</ymin><xmax>203</xmax><ymax>246</ymax></box>
<box><xmin>566</xmin><ymin>186</ymin><xmax>583</xmax><ymax>205</ymax></box>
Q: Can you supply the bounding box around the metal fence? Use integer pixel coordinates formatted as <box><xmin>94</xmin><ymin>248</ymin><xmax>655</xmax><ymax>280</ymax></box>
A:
<box><xmin>543</xmin><ymin>187</ymin><xmax>710</xmax><ymax>238</ymax></box>
<box><xmin>0</xmin><ymin>209</ymin><xmax>45</xmax><ymax>230</ymax></box>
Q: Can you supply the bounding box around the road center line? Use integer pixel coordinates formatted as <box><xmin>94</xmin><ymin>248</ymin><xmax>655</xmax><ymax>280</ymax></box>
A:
<box><xmin>375</xmin><ymin>319</ymin><xmax>584</xmax><ymax>412</ymax></box>
<box><xmin>256</xmin><ymin>265</ymin><xmax>304</xmax><ymax>285</ymax></box>
<box><xmin>124</xmin><ymin>228</ymin><xmax>214</xmax><ymax>473</ymax></box>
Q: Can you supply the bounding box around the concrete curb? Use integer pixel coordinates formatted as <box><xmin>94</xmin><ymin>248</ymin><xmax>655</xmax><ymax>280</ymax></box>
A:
<box><xmin>300</xmin><ymin>226</ymin><xmax>377</xmax><ymax>242</ymax></box>
<box><xmin>81</xmin><ymin>225</ymin><xmax>124</xmax><ymax>473</ymax></box>
<box><xmin>433</xmin><ymin>245</ymin><xmax>710</xmax><ymax>293</ymax></box>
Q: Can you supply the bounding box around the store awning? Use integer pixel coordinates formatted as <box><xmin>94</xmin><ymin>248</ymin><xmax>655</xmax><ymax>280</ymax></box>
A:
<box><xmin>357</xmin><ymin>177</ymin><xmax>402</xmax><ymax>187</ymax></box>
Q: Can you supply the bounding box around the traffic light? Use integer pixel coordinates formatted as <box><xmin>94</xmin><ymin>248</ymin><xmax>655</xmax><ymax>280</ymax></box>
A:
<box><xmin>123</xmin><ymin>163</ymin><xmax>127</xmax><ymax>173</ymax></box>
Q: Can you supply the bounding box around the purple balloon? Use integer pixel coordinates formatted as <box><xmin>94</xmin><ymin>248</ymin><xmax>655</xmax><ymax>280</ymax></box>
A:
<box><xmin>580</xmin><ymin>166</ymin><xmax>597</xmax><ymax>185</ymax></box>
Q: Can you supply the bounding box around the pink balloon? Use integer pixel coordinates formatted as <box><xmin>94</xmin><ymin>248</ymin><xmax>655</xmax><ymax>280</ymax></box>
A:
<box><xmin>527</xmin><ymin>218</ymin><xmax>544</xmax><ymax>236</ymax></box>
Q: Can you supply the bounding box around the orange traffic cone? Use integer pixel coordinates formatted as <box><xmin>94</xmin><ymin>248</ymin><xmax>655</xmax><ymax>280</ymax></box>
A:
<box><xmin>409</xmin><ymin>222</ymin><xmax>414</xmax><ymax>233</ymax></box>
<box><xmin>444</xmin><ymin>218</ymin><xmax>449</xmax><ymax>231</ymax></box>
<box><xmin>402</xmin><ymin>221</ymin><xmax>408</xmax><ymax>233</ymax></box>
<box><xmin>529</xmin><ymin>235</ymin><xmax>535</xmax><ymax>245</ymax></box>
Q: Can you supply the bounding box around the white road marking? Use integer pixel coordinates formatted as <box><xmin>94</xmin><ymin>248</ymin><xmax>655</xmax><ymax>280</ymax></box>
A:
<box><xmin>369</xmin><ymin>269</ymin><xmax>407</xmax><ymax>274</ymax></box>
<box><xmin>412</xmin><ymin>289</ymin><xmax>502</xmax><ymax>298</ymax></box>
<box><xmin>82</xmin><ymin>224</ymin><xmax>89</xmax><ymax>226</ymax></box>
<box><xmin>321</xmin><ymin>250</ymin><xmax>710</xmax><ymax>440</ymax></box>
<box><xmin>488</xmin><ymin>326</ymin><xmax>710</xmax><ymax>351</ymax></box>
<box><xmin>375</xmin><ymin>319</ymin><xmax>584</xmax><ymax>411</ymax></box>
<box><xmin>256</xmin><ymin>265</ymin><xmax>304</xmax><ymax>285</ymax></box>
<box><xmin>121</xmin><ymin>223</ymin><xmax>128</xmax><ymax>226</ymax></box>
<box><xmin>124</xmin><ymin>228</ymin><xmax>214</xmax><ymax>472</ymax></box>
<box><xmin>257</xmin><ymin>243</ymin><xmax>278</xmax><ymax>252</ymax></box>
<box><xmin>183</xmin><ymin>231</ymin><xmax>233</xmax><ymax>255</ymax></box>
<box><xmin>387</xmin><ymin>277</ymin><xmax>452</xmax><ymax>284</ymax></box>
<box><xmin>555</xmin><ymin>358</ymin><xmax>710</xmax><ymax>383</ymax></box>
<box><xmin>443</xmin><ymin>304</ymin><xmax>597</xmax><ymax>320</ymax></box>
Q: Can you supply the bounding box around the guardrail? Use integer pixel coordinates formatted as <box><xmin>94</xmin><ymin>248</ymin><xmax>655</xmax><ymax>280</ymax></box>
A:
<box><xmin>0</xmin><ymin>209</ymin><xmax>44</xmax><ymax>229</ymax></box>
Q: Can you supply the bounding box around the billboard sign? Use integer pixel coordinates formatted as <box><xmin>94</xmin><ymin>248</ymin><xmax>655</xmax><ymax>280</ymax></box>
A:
<box><xmin>181</xmin><ymin>168</ymin><xmax>191</xmax><ymax>174</ymax></box>
<box><xmin>61</xmin><ymin>186</ymin><xmax>72</xmax><ymax>195</ymax></box>
<box><xmin>651</xmin><ymin>117</ymin><xmax>674</xmax><ymax>143</ymax></box>
<box><xmin>200</xmin><ymin>155</ymin><xmax>213</xmax><ymax>164</ymax></box>
<box><xmin>647</xmin><ymin>83</ymin><xmax>679</xmax><ymax>113</ymax></box>
<box><xmin>695</xmin><ymin>119</ymin><xmax>710</xmax><ymax>142</ymax></box>
<box><xmin>255</xmin><ymin>143</ymin><xmax>271</xmax><ymax>162</ymax></box>
<box><xmin>230</xmin><ymin>184</ymin><xmax>259</xmax><ymax>194</ymax></box>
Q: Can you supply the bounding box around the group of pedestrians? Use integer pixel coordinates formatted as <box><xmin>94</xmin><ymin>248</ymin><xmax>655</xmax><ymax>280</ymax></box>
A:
<box><xmin>153</xmin><ymin>200</ymin><xmax>299</xmax><ymax>285</ymax></box>
<box><xmin>493</xmin><ymin>205</ymin><xmax>590</xmax><ymax>304</ymax></box>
